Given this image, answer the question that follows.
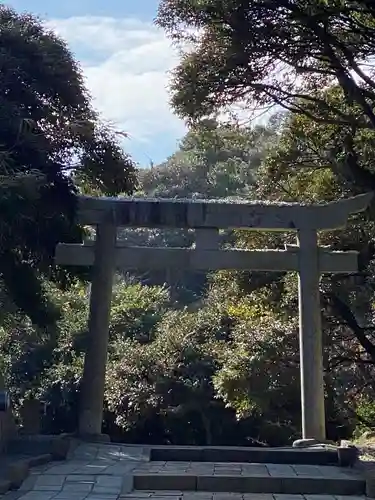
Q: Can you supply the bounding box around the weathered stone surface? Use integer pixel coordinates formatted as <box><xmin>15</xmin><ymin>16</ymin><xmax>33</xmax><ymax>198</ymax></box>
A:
<box><xmin>77</xmin><ymin>432</ymin><xmax>111</xmax><ymax>443</ymax></box>
<box><xmin>131</xmin><ymin>461</ymin><xmax>365</xmax><ymax>496</ymax></box>
<box><xmin>151</xmin><ymin>447</ymin><xmax>203</xmax><ymax>462</ymax></box>
<box><xmin>0</xmin><ymin>478</ymin><xmax>11</xmax><ymax>494</ymax></box>
<box><xmin>366</xmin><ymin>474</ymin><xmax>375</xmax><ymax>498</ymax></box>
<box><xmin>337</xmin><ymin>446</ymin><xmax>359</xmax><ymax>467</ymax></box>
<box><xmin>120</xmin><ymin>494</ymin><xmax>368</xmax><ymax>500</ymax></box>
<box><xmin>2</xmin><ymin>442</ymin><xmax>148</xmax><ymax>499</ymax></box>
<box><xmin>133</xmin><ymin>474</ymin><xmax>196</xmax><ymax>491</ymax></box>
<box><xmin>281</xmin><ymin>477</ymin><xmax>364</xmax><ymax>496</ymax></box>
<box><xmin>149</xmin><ymin>446</ymin><xmax>338</xmax><ymax>466</ymax></box>
<box><xmin>27</xmin><ymin>453</ymin><xmax>53</xmax><ymax>467</ymax></box>
<box><xmin>6</xmin><ymin>460</ymin><xmax>29</xmax><ymax>488</ymax></box>
<box><xmin>3</xmin><ymin>441</ymin><xmax>370</xmax><ymax>500</ymax></box>
<box><xmin>197</xmin><ymin>476</ymin><xmax>283</xmax><ymax>493</ymax></box>
<box><xmin>77</xmin><ymin>193</ymin><xmax>373</xmax><ymax>231</ymax></box>
<box><xmin>7</xmin><ymin>434</ymin><xmax>73</xmax><ymax>460</ymax></box>
<box><xmin>292</xmin><ymin>440</ymin><xmax>322</xmax><ymax>449</ymax></box>
<box><xmin>120</xmin><ymin>494</ymin><xmax>354</xmax><ymax>500</ymax></box>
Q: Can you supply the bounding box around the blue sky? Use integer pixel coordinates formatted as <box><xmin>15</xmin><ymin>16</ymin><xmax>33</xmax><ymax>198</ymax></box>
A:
<box><xmin>7</xmin><ymin>0</ymin><xmax>186</xmax><ymax>167</ymax></box>
<box><xmin>9</xmin><ymin>0</ymin><xmax>158</xmax><ymax>20</ymax></box>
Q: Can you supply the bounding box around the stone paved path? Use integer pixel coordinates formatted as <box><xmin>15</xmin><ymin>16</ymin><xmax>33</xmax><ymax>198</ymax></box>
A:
<box><xmin>1</xmin><ymin>442</ymin><xmax>146</xmax><ymax>500</ymax></box>
<box><xmin>0</xmin><ymin>443</ymin><xmax>369</xmax><ymax>500</ymax></box>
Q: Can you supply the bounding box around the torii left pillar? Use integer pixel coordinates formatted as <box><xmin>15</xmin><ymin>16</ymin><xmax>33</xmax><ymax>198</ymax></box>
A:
<box><xmin>78</xmin><ymin>218</ymin><xmax>117</xmax><ymax>438</ymax></box>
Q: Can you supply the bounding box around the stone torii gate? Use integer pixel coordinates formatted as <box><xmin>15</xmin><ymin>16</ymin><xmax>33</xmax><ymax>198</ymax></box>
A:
<box><xmin>55</xmin><ymin>193</ymin><xmax>373</xmax><ymax>442</ymax></box>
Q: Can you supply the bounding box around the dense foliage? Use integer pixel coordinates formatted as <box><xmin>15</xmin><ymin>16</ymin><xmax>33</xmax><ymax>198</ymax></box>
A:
<box><xmin>2</xmin><ymin>1</ymin><xmax>375</xmax><ymax>446</ymax></box>
<box><xmin>138</xmin><ymin>119</ymin><xmax>277</xmax><ymax>199</ymax></box>
<box><xmin>156</xmin><ymin>0</ymin><xmax>375</xmax><ymax>191</ymax></box>
<box><xmin>0</xmin><ymin>5</ymin><xmax>136</xmax><ymax>325</ymax></box>
<box><xmin>4</xmin><ymin>107</ymin><xmax>375</xmax><ymax>444</ymax></box>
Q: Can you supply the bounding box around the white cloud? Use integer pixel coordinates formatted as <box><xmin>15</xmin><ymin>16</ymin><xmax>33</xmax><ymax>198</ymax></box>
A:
<box><xmin>47</xmin><ymin>16</ymin><xmax>186</xmax><ymax>155</ymax></box>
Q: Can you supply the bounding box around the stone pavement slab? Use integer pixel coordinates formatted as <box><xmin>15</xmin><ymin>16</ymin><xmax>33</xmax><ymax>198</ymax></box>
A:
<box><xmin>0</xmin><ymin>442</ymin><xmax>147</xmax><ymax>500</ymax></box>
<box><xmin>120</xmin><ymin>493</ymin><xmax>369</xmax><ymax>500</ymax></box>
<box><xmin>131</xmin><ymin>462</ymin><xmax>360</xmax><ymax>478</ymax></box>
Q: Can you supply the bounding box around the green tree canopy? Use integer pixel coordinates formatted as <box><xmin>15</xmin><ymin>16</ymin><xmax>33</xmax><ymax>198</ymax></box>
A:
<box><xmin>157</xmin><ymin>0</ymin><xmax>375</xmax><ymax>190</ymax></box>
<box><xmin>157</xmin><ymin>0</ymin><xmax>375</xmax><ymax>127</ymax></box>
<box><xmin>0</xmin><ymin>6</ymin><xmax>136</xmax><ymax>324</ymax></box>
<box><xmin>209</xmin><ymin>102</ymin><xmax>375</xmax><ymax>440</ymax></box>
<box><xmin>139</xmin><ymin>119</ymin><xmax>277</xmax><ymax>199</ymax></box>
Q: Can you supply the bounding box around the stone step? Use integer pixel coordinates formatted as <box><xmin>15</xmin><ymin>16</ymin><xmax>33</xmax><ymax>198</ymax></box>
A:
<box><xmin>131</xmin><ymin>463</ymin><xmax>365</xmax><ymax>496</ymax></box>
<box><xmin>149</xmin><ymin>447</ymin><xmax>339</xmax><ymax>466</ymax></box>
<box><xmin>122</xmin><ymin>493</ymin><xmax>368</xmax><ymax>500</ymax></box>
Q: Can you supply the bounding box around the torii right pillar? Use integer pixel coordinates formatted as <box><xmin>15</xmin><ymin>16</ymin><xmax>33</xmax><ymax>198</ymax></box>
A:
<box><xmin>297</xmin><ymin>228</ymin><xmax>325</xmax><ymax>441</ymax></box>
<box><xmin>295</xmin><ymin>192</ymin><xmax>373</xmax><ymax>441</ymax></box>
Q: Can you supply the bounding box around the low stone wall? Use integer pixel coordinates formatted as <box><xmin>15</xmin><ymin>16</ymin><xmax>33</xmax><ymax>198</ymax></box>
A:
<box><xmin>0</xmin><ymin>407</ymin><xmax>17</xmax><ymax>452</ymax></box>
<box><xmin>0</xmin><ymin>374</ymin><xmax>17</xmax><ymax>452</ymax></box>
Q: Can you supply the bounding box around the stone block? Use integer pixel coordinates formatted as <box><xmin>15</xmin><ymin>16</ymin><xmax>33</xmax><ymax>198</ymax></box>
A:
<box><xmin>274</xmin><ymin>495</ymin><xmax>305</xmax><ymax>500</ymax></box>
<box><xmin>292</xmin><ymin>439</ymin><xmax>322</xmax><ymax>448</ymax></box>
<box><xmin>322</xmin><ymin>478</ymin><xmax>365</xmax><ymax>496</ymax></box>
<box><xmin>51</xmin><ymin>437</ymin><xmax>71</xmax><ymax>460</ymax></box>
<box><xmin>280</xmin><ymin>476</ymin><xmax>365</xmax><ymax>495</ymax></box>
<box><xmin>121</xmin><ymin>475</ymin><xmax>134</xmax><ymax>494</ymax></box>
<box><xmin>27</xmin><ymin>453</ymin><xmax>53</xmax><ymax>467</ymax></box>
<box><xmin>0</xmin><ymin>479</ymin><xmax>11</xmax><ymax>494</ymax></box>
<box><xmin>366</xmin><ymin>475</ymin><xmax>375</xmax><ymax>498</ymax></box>
<box><xmin>197</xmin><ymin>475</ymin><xmax>282</xmax><ymax>493</ymax></box>
<box><xmin>133</xmin><ymin>474</ymin><xmax>196</xmax><ymax>491</ymax></box>
<box><xmin>18</xmin><ymin>475</ymin><xmax>37</xmax><ymax>491</ymax></box>
<box><xmin>290</xmin><ymin>450</ymin><xmax>337</xmax><ymax>465</ymax></box>
<box><xmin>243</xmin><ymin>476</ymin><xmax>283</xmax><ymax>493</ymax></box>
<box><xmin>6</xmin><ymin>460</ymin><xmax>29</xmax><ymax>489</ymax></box>
<box><xmin>337</xmin><ymin>446</ymin><xmax>359</xmax><ymax>467</ymax></box>
<box><xmin>203</xmin><ymin>448</ymin><xmax>247</xmax><ymax>463</ymax></box>
<box><xmin>77</xmin><ymin>432</ymin><xmax>111</xmax><ymax>443</ymax></box>
<box><xmin>151</xmin><ymin>447</ymin><xmax>203</xmax><ymax>462</ymax></box>
<box><xmin>242</xmin><ymin>495</ymin><xmax>274</xmax><ymax>500</ymax></box>
<box><xmin>2</xmin><ymin>453</ymin><xmax>54</xmax><ymax>492</ymax></box>
<box><xmin>148</xmin><ymin>446</ymin><xmax>338</xmax><ymax>466</ymax></box>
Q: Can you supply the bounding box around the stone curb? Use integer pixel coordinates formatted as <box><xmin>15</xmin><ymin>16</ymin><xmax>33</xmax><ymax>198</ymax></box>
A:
<box><xmin>365</xmin><ymin>474</ymin><xmax>375</xmax><ymax>498</ymax></box>
<box><xmin>0</xmin><ymin>434</ymin><xmax>75</xmax><ymax>496</ymax></box>
<box><xmin>69</xmin><ymin>432</ymin><xmax>111</xmax><ymax>444</ymax></box>
<box><xmin>3</xmin><ymin>452</ymin><xmax>52</xmax><ymax>492</ymax></box>
<box><xmin>0</xmin><ymin>478</ymin><xmax>11</xmax><ymax>494</ymax></box>
<box><xmin>149</xmin><ymin>447</ymin><xmax>340</xmax><ymax>466</ymax></box>
<box><xmin>132</xmin><ymin>474</ymin><xmax>365</xmax><ymax>495</ymax></box>
<box><xmin>8</xmin><ymin>433</ymin><xmax>74</xmax><ymax>460</ymax></box>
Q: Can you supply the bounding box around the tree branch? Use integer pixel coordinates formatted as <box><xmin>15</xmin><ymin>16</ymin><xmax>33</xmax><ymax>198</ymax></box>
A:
<box><xmin>324</xmin><ymin>292</ymin><xmax>375</xmax><ymax>363</ymax></box>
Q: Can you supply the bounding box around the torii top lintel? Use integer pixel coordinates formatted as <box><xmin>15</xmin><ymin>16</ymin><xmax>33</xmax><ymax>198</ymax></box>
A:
<box><xmin>77</xmin><ymin>192</ymin><xmax>374</xmax><ymax>231</ymax></box>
